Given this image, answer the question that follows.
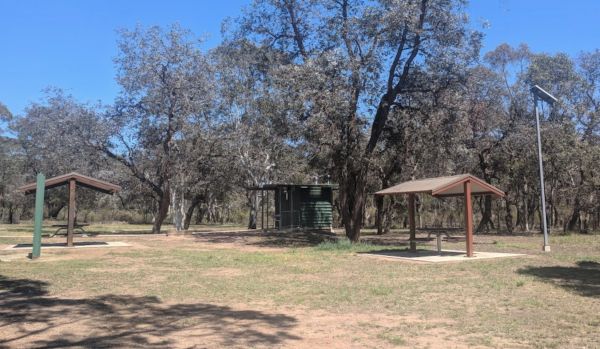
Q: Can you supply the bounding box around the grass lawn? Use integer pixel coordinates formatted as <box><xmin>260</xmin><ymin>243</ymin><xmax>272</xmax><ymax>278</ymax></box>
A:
<box><xmin>0</xmin><ymin>224</ymin><xmax>598</xmax><ymax>348</ymax></box>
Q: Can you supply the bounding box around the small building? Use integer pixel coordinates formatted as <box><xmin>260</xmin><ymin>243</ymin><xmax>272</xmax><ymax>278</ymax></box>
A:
<box><xmin>248</xmin><ymin>184</ymin><xmax>337</xmax><ymax>231</ymax></box>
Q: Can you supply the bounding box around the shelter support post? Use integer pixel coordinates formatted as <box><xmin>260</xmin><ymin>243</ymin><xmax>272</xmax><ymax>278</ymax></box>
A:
<box><xmin>464</xmin><ymin>180</ymin><xmax>474</xmax><ymax>257</ymax></box>
<box><xmin>31</xmin><ymin>173</ymin><xmax>45</xmax><ymax>259</ymax></box>
<box><xmin>67</xmin><ymin>179</ymin><xmax>76</xmax><ymax>247</ymax></box>
<box><xmin>408</xmin><ymin>193</ymin><xmax>416</xmax><ymax>252</ymax></box>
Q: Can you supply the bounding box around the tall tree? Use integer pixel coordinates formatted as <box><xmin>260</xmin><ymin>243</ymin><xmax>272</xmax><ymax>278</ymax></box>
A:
<box><xmin>214</xmin><ymin>40</ymin><xmax>309</xmax><ymax>229</ymax></box>
<box><xmin>234</xmin><ymin>0</ymin><xmax>480</xmax><ymax>240</ymax></box>
<box><xmin>0</xmin><ymin>102</ymin><xmax>25</xmax><ymax>223</ymax></box>
<box><xmin>92</xmin><ymin>25</ymin><xmax>215</xmax><ymax>233</ymax></box>
<box><xmin>12</xmin><ymin>90</ymin><xmax>113</xmax><ymax>220</ymax></box>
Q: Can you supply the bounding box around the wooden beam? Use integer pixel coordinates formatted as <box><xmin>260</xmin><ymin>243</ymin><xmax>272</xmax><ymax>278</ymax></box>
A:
<box><xmin>464</xmin><ymin>180</ymin><xmax>474</xmax><ymax>257</ymax></box>
<box><xmin>408</xmin><ymin>193</ymin><xmax>416</xmax><ymax>252</ymax></box>
<box><xmin>67</xmin><ymin>179</ymin><xmax>76</xmax><ymax>247</ymax></box>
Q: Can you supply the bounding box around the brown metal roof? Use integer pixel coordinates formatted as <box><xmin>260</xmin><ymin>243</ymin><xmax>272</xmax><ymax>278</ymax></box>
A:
<box><xmin>18</xmin><ymin>172</ymin><xmax>121</xmax><ymax>195</ymax></box>
<box><xmin>375</xmin><ymin>174</ymin><xmax>504</xmax><ymax>198</ymax></box>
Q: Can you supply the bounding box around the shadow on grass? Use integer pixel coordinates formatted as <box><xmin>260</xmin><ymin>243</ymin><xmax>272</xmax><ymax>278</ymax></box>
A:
<box><xmin>2</xmin><ymin>226</ymin><xmax>159</xmax><ymax>236</ymax></box>
<box><xmin>0</xmin><ymin>275</ymin><xmax>300</xmax><ymax>348</ymax></box>
<box><xmin>518</xmin><ymin>261</ymin><xmax>600</xmax><ymax>298</ymax></box>
<box><xmin>10</xmin><ymin>241</ymin><xmax>110</xmax><ymax>249</ymax></box>
<box><xmin>192</xmin><ymin>230</ymin><xmax>337</xmax><ymax>248</ymax></box>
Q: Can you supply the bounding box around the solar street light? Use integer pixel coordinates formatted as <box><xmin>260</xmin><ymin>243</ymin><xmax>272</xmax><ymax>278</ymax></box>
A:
<box><xmin>530</xmin><ymin>85</ymin><xmax>557</xmax><ymax>252</ymax></box>
<box><xmin>531</xmin><ymin>85</ymin><xmax>558</xmax><ymax>105</ymax></box>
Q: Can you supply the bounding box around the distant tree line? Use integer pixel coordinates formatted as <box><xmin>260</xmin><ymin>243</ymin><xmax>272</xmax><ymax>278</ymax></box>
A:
<box><xmin>1</xmin><ymin>0</ymin><xmax>599</xmax><ymax>239</ymax></box>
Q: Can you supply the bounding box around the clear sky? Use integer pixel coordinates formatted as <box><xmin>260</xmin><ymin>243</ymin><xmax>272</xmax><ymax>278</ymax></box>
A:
<box><xmin>1</xmin><ymin>0</ymin><xmax>599</xmax><ymax>116</ymax></box>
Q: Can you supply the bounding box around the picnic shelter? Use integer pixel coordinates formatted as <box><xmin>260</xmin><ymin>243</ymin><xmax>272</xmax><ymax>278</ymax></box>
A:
<box><xmin>375</xmin><ymin>174</ymin><xmax>505</xmax><ymax>257</ymax></box>
<box><xmin>18</xmin><ymin>172</ymin><xmax>121</xmax><ymax>246</ymax></box>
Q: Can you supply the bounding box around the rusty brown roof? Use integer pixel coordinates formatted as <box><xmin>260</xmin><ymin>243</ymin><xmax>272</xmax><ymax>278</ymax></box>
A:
<box><xmin>375</xmin><ymin>174</ymin><xmax>504</xmax><ymax>198</ymax></box>
<box><xmin>18</xmin><ymin>172</ymin><xmax>121</xmax><ymax>195</ymax></box>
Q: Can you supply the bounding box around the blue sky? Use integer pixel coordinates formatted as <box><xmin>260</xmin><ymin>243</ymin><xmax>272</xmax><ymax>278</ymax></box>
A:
<box><xmin>1</xmin><ymin>0</ymin><xmax>599</xmax><ymax>116</ymax></box>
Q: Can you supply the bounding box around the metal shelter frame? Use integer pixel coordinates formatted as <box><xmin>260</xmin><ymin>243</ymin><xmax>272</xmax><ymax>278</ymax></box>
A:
<box><xmin>375</xmin><ymin>174</ymin><xmax>505</xmax><ymax>257</ymax></box>
<box><xmin>19</xmin><ymin>172</ymin><xmax>121</xmax><ymax>246</ymax></box>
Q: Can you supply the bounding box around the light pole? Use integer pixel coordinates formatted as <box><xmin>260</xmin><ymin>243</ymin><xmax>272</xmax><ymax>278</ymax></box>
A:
<box><xmin>530</xmin><ymin>85</ymin><xmax>557</xmax><ymax>252</ymax></box>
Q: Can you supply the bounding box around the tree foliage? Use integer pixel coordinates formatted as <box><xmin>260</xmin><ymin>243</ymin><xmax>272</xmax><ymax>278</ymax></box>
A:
<box><xmin>3</xmin><ymin>12</ymin><xmax>600</xmax><ymax>237</ymax></box>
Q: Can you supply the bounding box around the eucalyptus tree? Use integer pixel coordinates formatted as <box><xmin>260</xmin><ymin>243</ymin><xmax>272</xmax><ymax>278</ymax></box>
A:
<box><xmin>0</xmin><ymin>102</ymin><xmax>12</xmax><ymax>135</ymax></box>
<box><xmin>0</xmin><ymin>137</ymin><xmax>24</xmax><ymax>223</ymax></box>
<box><xmin>577</xmin><ymin>50</ymin><xmax>600</xmax><ymax>141</ymax></box>
<box><xmin>11</xmin><ymin>90</ymin><xmax>112</xmax><ymax>219</ymax></box>
<box><xmin>474</xmin><ymin>44</ymin><xmax>531</xmax><ymax>232</ymax></box>
<box><xmin>92</xmin><ymin>25</ymin><xmax>215</xmax><ymax>233</ymax></box>
<box><xmin>525</xmin><ymin>52</ymin><xmax>586</xmax><ymax>231</ymax></box>
<box><xmin>0</xmin><ymin>102</ymin><xmax>25</xmax><ymax>223</ymax></box>
<box><xmin>213</xmin><ymin>40</ymin><xmax>310</xmax><ymax>229</ymax></box>
<box><xmin>170</xmin><ymin>125</ymin><xmax>236</xmax><ymax>231</ymax></box>
<box><xmin>464</xmin><ymin>45</ymin><xmax>594</xmax><ymax>233</ymax></box>
<box><xmin>234</xmin><ymin>0</ymin><xmax>481</xmax><ymax>240</ymax></box>
<box><xmin>13</xmin><ymin>90</ymin><xmax>105</xmax><ymax>177</ymax></box>
<box><xmin>564</xmin><ymin>50</ymin><xmax>600</xmax><ymax>231</ymax></box>
<box><xmin>457</xmin><ymin>65</ymin><xmax>509</xmax><ymax>232</ymax></box>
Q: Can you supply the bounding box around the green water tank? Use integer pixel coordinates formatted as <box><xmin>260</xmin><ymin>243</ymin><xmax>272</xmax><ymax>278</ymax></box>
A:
<box><xmin>299</xmin><ymin>186</ymin><xmax>333</xmax><ymax>229</ymax></box>
<box><xmin>274</xmin><ymin>185</ymin><xmax>335</xmax><ymax>230</ymax></box>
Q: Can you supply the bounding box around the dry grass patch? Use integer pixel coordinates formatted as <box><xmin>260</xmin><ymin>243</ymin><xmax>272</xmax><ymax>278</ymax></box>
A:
<box><xmin>0</xmin><ymin>228</ymin><xmax>598</xmax><ymax>348</ymax></box>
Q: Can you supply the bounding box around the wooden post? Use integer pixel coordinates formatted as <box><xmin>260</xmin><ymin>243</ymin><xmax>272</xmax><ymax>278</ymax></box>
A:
<box><xmin>464</xmin><ymin>180</ymin><xmax>474</xmax><ymax>257</ymax></box>
<box><xmin>67</xmin><ymin>179</ymin><xmax>76</xmax><ymax>247</ymax></box>
<box><xmin>31</xmin><ymin>173</ymin><xmax>45</xmax><ymax>259</ymax></box>
<box><xmin>408</xmin><ymin>193</ymin><xmax>416</xmax><ymax>252</ymax></box>
<box><xmin>266</xmin><ymin>191</ymin><xmax>269</xmax><ymax>229</ymax></box>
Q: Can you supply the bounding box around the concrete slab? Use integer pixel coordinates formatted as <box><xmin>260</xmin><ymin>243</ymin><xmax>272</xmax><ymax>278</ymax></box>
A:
<box><xmin>4</xmin><ymin>241</ymin><xmax>131</xmax><ymax>250</ymax></box>
<box><xmin>360</xmin><ymin>249</ymin><xmax>525</xmax><ymax>263</ymax></box>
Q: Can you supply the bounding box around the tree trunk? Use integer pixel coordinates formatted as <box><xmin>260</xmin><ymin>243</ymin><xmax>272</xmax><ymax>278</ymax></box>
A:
<box><xmin>504</xmin><ymin>199</ymin><xmax>514</xmax><ymax>234</ymax></box>
<box><xmin>183</xmin><ymin>196</ymin><xmax>202</xmax><ymax>230</ymax></box>
<box><xmin>47</xmin><ymin>202</ymin><xmax>65</xmax><ymax>219</ymax></box>
<box><xmin>516</xmin><ymin>201</ymin><xmax>524</xmax><ymax>230</ymax></box>
<box><xmin>375</xmin><ymin>195</ymin><xmax>385</xmax><ymax>235</ymax></box>
<box><xmin>383</xmin><ymin>198</ymin><xmax>394</xmax><ymax>234</ymax></box>
<box><xmin>171</xmin><ymin>189</ymin><xmax>186</xmax><ymax>232</ymax></box>
<box><xmin>247</xmin><ymin>192</ymin><xmax>257</xmax><ymax>229</ymax></box>
<box><xmin>152</xmin><ymin>188</ymin><xmax>170</xmax><ymax>234</ymax></box>
<box><xmin>339</xmin><ymin>167</ymin><xmax>366</xmax><ymax>242</ymax></box>
<box><xmin>476</xmin><ymin>195</ymin><xmax>495</xmax><ymax>233</ymax></box>
<box><xmin>183</xmin><ymin>204</ymin><xmax>195</xmax><ymax>230</ymax></box>
<box><xmin>11</xmin><ymin>205</ymin><xmax>21</xmax><ymax>224</ymax></box>
<box><xmin>196</xmin><ymin>206</ymin><xmax>205</xmax><ymax>224</ymax></box>
<box><xmin>567</xmin><ymin>197</ymin><xmax>581</xmax><ymax>232</ymax></box>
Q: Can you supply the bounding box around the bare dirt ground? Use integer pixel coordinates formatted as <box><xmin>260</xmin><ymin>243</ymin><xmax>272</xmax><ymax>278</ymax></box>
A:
<box><xmin>0</xmin><ymin>226</ymin><xmax>598</xmax><ymax>348</ymax></box>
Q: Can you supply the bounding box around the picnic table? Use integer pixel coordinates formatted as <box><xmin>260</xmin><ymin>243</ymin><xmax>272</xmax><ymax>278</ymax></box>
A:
<box><xmin>416</xmin><ymin>228</ymin><xmax>465</xmax><ymax>254</ymax></box>
<box><xmin>47</xmin><ymin>223</ymin><xmax>90</xmax><ymax>237</ymax></box>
